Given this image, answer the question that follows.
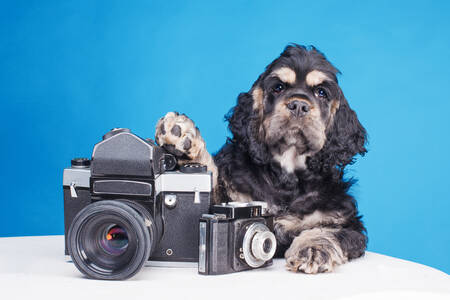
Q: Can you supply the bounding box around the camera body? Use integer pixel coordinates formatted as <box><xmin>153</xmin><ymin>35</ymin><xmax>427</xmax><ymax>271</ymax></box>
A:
<box><xmin>199</xmin><ymin>202</ymin><xmax>276</xmax><ymax>275</ymax></box>
<box><xmin>63</xmin><ymin>128</ymin><xmax>212</xmax><ymax>279</ymax></box>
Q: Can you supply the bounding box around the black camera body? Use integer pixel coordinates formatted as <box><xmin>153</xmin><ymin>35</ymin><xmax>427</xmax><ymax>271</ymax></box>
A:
<box><xmin>199</xmin><ymin>202</ymin><xmax>276</xmax><ymax>275</ymax></box>
<box><xmin>63</xmin><ymin>128</ymin><xmax>212</xmax><ymax>280</ymax></box>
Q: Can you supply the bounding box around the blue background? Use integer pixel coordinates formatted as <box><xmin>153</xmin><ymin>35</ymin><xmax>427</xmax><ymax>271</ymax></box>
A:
<box><xmin>1</xmin><ymin>1</ymin><xmax>449</xmax><ymax>273</ymax></box>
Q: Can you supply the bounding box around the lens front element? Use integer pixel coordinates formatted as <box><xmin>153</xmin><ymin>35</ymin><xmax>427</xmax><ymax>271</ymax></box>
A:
<box><xmin>100</xmin><ymin>225</ymin><xmax>129</xmax><ymax>256</ymax></box>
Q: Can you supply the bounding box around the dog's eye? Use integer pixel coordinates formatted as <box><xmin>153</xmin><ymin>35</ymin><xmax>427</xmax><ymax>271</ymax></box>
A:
<box><xmin>272</xmin><ymin>83</ymin><xmax>285</xmax><ymax>93</ymax></box>
<box><xmin>315</xmin><ymin>87</ymin><xmax>328</xmax><ymax>99</ymax></box>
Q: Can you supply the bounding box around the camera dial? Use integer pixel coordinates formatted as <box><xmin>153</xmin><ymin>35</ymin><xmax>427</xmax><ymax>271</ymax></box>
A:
<box><xmin>71</xmin><ymin>158</ymin><xmax>91</xmax><ymax>168</ymax></box>
<box><xmin>180</xmin><ymin>163</ymin><xmax>207</xmax><ymax>173</ymax></box>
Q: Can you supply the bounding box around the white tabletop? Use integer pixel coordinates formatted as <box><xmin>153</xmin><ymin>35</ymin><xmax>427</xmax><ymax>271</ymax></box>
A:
<box><xmin>0</xmin><ymin>235</ymin><xmax>448</xmax><ymax>300</ymax></box>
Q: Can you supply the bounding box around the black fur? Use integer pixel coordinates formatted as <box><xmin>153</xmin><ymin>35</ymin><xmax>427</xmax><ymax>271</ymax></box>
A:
<box><xmin>214</xmin><ymin>44</ymin><xmax>368</xmax><ymax>266</ymax></box>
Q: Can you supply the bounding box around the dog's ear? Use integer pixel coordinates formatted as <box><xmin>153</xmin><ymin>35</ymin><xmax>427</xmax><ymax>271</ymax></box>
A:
<box><xmin>308</xmin><ymin>92</ymin><xmax>367</xmax><ymax>172</ymax></box>
<box><xmin>226</xmin><ymin>89</ymin><xmax>270</xmax><ymax>165</ymax></box>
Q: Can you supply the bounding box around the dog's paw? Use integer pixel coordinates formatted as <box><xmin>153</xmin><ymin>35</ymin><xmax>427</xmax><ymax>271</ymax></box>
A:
<box><xmin>155</xmin><ymin>112</ymin><xmax>206</xmax><ymax>161</ymax></box>
<box><xmin>284</xmin><ymin>229</ymin><xmax>346</xmax><ymax>274</ymax></box>
<box><xmin>285</xmin><ymin>246</ymin><xmax>334</xmax><ymax>274</ymax></box>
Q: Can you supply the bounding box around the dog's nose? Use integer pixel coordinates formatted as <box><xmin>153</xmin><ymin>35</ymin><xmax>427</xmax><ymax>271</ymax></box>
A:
<box><xmin>287</xmin><ymin>100</ymin><xmax>310</xmax><ymax>117</ymax></box>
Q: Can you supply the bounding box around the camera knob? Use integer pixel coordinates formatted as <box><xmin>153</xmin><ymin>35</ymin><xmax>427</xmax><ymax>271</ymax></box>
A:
<box><xmin>162</xmin><ymin>154</ymin><xmax>177</xmax><ymax>172</ymax></box>
<box><xmin>71</xmin><ymin>158</ymin><xmax>91</xmax><ymax>168</ymax></box>
<box><xmin>164</xmin><ymin>194</ymin><xmax>177</xmax><ymax>208</ymax></box>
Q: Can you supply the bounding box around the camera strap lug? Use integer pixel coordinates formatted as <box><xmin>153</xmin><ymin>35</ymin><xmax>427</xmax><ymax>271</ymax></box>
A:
<box><xmin>70</xmin><ymin>182</ymin><xmax>78</xmax><ymax>198</ymax></box>
<box><xmin>194</xmin><ymin>188</ymin><xmax>200</xmax><ymax>204</ymax></box>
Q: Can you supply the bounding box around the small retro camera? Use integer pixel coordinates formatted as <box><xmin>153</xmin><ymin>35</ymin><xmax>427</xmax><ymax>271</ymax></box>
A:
<box><xmin>198</xmin><ymin>202</ymin><xmax>277</xmax><ymax>275</ymax></box>
<box><xmin>63</xmin><ymin>128</ymin><xmax>212</xmax><ymax>280</ymax></box>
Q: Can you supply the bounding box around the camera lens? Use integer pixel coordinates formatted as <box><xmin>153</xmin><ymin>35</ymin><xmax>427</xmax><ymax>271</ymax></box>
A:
<box><xmin>68</xmin><ymin>201</ymin><xmax>156</xmax><ymax>280</ymax></box>
<box><xmin>251</xmin><ymin>230</ymin><xmax>276</xmax><ymax>262</ymax></box>
<box><xmin>100</xmin><ymin>225</ymin><xmax>129</xmax><ymax>256</ymax></box>
<box><xmin>263</xmin><ymin>238</ymin><xmax>272</xmax><ymax>254</ymax></box>
<box><xmin>242</xmin><ymin>223</ymin><xmax>277</xmax><ymax>268</ymax></box>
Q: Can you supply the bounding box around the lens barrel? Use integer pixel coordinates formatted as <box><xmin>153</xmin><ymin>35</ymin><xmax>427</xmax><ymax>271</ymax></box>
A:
<box><xmin>242</xmin><ymin>222</ymin><xmax>277</xmax><ymax>268</ymax></box>
<box><xmin>67</xmin><ymin>200</ymin><xmax>155</xmax><ymax>280</ymax></box>
<box><xmin>251</xmin><ymin>230</ymin><xmax>276</xmax><ymax>261</ymax></box>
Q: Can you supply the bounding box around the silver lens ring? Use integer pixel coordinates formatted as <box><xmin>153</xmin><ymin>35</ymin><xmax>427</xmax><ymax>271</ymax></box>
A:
<box><xmin>242</xmin><ymin>222</ymin><xmax>276</xmax><ymax>268</ymax></box>
<box><xmin>251</xmin><ymin>230</ymin><xmax>276</xmax><ymax>261</ymax></box>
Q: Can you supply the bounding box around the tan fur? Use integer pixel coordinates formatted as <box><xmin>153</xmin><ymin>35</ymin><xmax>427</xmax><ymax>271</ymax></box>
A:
<box><xmin>220</xmin><ymin>180</ymin><xmax>252</xmax><ymax>203</ymax></box>
<box><xmin>273</xmin><ymin>146</ymin><xmax>307</xmax><ymax>173</ymax></box>
<box><xmin>195</xmin><ymin>148</ymin><xmax>218</xmax><ymax>189</ymax></box>
<box><xmin>252</xmin><ymin>87</ymin><xmax>264</xmax><ymax>110</ymax></box>
<box><xmin>262</xmin><ymin>100</ymin><xmax>291</xmax><ymax>136</ymax></box>
<box><xmin>251</xmin><ymin>86</ymin><xmax>267</xmax><ymax>141</ymax></box>
<box><xmin>227</xmin><ymin>189</ymin><xmax>253</xmax><ymax>203</ymax></box>
<box><xmin>285</xmin><ymin>227</ymin><xmax>347</xmax><ymax>273</ymax></box>
<box><xmin>275</xmin><ymin>210</ymin><xmax>346</xmax><ymax>232</ymax></box>
<box><xmin>272</xmin><ymin>67</ymin><xmax>296</xmax><ymax>84</ymax></box>
<box><xmin>326</xmin><ymin>99</ymin><xmax>340</xmax><ymax>129</ymax></box>
<box><xmin>330</xmin><ymin>99</ymin><xmax>340</xmax><ymax>116</ymax></box>
<box><xmin>305</xmin><ymin>70</ymin><xmax>329</xmax><ymax>87</ymax></box>
<box><xmin>302</xmin><ymin>99</ymin><xmax>327</xmax><ymax>151</ymax></box>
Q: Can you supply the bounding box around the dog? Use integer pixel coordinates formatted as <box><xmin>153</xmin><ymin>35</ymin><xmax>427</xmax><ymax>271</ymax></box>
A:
<box><xmin>155</xmin><ymin>44</ymin><xmax>368</xmax><ymax>273</ymax></box>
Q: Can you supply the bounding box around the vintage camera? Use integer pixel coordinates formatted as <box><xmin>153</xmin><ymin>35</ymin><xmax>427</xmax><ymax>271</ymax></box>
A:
<box><xmin>63</xmin><ymin>128</ymin><xmax>212</xmax><ymax>280</ymax></box>
<box><xmin>199</xmin><ymin>202</ymin><xmax>277</xmax><ymax>275</ymax></box>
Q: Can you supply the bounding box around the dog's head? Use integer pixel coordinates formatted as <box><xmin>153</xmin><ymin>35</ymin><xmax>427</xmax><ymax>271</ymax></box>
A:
<box><xmin>227</xmin><ymin>44</ymin><xmax>367</xmax><ymax>173</ymax></box>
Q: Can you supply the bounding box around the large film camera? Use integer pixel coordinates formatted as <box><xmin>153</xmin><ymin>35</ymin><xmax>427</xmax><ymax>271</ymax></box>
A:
<box><xmin>63</xmin><ymin>128</ymin><xmax>212</xmax><ymax>280</ymax></box>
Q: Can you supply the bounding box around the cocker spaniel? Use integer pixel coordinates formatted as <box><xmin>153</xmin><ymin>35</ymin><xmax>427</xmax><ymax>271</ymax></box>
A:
<box><xmin>155</xmin><ymin>44</ymin><xmax>368</xmax><ymax>273</ymax></box>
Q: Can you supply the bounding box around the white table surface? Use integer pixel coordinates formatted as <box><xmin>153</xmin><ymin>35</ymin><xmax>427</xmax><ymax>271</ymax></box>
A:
<box><xmin>0</xmin><ymin>235</ymin><xmax>448</xmax><ymax>300</ymax></box>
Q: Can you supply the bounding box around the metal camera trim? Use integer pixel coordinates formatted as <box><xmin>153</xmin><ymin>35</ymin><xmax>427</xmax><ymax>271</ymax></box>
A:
<box><xmin>242</xmin><ymin>222</ymin><xmax>276</xmax><ymax>268</ymax></box>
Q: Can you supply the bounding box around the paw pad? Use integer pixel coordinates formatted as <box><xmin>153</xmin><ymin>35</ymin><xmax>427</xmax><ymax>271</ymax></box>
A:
<box><xmin>183</xmin><ymin>138</ymin><xmax>192</xmax><ymax>151</ymax></box>
<box><xmin>171</xmin><ymin>125</ymin><xmax>181</xmax><ymax>137</ymax></box>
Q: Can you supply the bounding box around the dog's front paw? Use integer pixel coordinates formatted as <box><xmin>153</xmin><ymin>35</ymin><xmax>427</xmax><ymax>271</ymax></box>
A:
<box><xmin>155</xmin><ymin>112</ymin><xmax>206</xmax><ymax>161</ymax></box>
<box><xmin>286</xmin><ymin>246</ymin><xmax>334</xmax><ymax>274</ymax></box>
<box><xmin>284</xmin><ymin>229</ymin><xmax>346</xmax><ymax>274</ymax></box>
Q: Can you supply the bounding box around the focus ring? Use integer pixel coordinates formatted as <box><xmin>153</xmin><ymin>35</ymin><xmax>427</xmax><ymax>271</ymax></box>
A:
<box><xmin>242</xmin><ymin>222</ymin><xmax>276</xmax><ymax>268</ymax></box>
